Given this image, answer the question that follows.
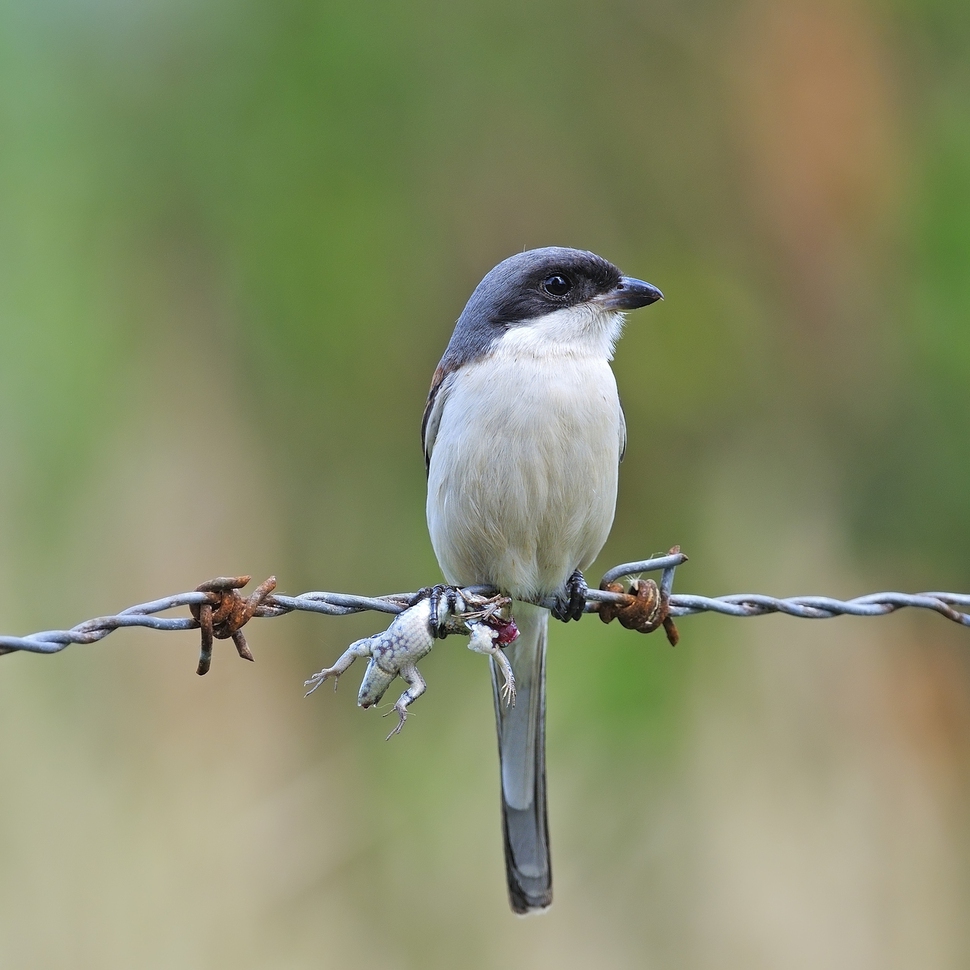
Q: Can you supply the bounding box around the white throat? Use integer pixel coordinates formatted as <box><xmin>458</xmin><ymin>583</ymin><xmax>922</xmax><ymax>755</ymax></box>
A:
<box><xmin>493</xmin><ymin>304</ymin><xmax>625</xmax><ymax>362</ymax></box>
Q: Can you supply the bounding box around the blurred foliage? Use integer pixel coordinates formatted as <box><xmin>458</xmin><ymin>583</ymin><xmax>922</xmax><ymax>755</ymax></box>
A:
<box><xmin>2</xmin><ymin>0</ymin><xmax>970</xmax><ymax>966</ymax></box>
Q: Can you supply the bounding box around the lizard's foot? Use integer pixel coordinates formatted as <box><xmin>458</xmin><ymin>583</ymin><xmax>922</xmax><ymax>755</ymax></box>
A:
<box><xmin>304</xmin><ymin>666</ymin><xmax>340</xmax><ymax>696</ymax></box>
<box><xmin>552</xmin><ymin>569</ymin><xmax>588</xmax><ymax>623</ymax></box>
<box><xmin>305</xmin><ymin>637</ymin><xmax>373</xmax><ymax>697</ymax></box>
<box><xmin>465</xmin><ymin>621</ymin><xmax>517</xmax><ymax>707</ymax></box>
<box><xmin>380</xmin><ymin>662</ymin><xmax>427</xmax><ymax>739</ymax></box>
<box><xmin>382</xmin><ymin>702</ymin><xmax>410</xmax><ymax>739</ymax></box>
<box><xmin>493</xmin><ymin>649</ymin><xmax>516</xmax><ymax>707</ymax></box>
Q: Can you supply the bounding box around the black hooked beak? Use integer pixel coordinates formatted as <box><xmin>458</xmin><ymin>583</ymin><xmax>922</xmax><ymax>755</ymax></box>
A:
<box><xmin>600</xmin><ymin>276</ymin><xmax>664</xmax><ymax>311</ymax></box>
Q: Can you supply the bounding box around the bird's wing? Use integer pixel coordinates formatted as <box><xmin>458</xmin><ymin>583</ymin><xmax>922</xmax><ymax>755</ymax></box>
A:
<box><xmin>421</xmin><ymin>364</ymin><xmax>454</xmax><ymax>473</ymax></box>
<box><xmin>619</xmin><ymin>398</ymin><xmax>627</xmax><ymax>463</ymax></box>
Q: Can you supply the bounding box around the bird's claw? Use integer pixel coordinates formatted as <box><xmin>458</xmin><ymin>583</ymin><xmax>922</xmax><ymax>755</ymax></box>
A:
<box><xmin>552</xmin><ymin>569</ymin><xmax>588</xmax><ymax>622</ymax></box>
<box><xmin>410</xmin><ymin>584</ymin><xmax>463</xmax><ymax>638</ymax></box>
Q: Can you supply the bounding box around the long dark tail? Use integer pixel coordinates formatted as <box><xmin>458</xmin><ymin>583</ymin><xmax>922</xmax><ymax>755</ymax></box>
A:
<box><xmin>490</xmin><ymin>602</ymin><xmax>551</xmax><ymax>914</ymax></box>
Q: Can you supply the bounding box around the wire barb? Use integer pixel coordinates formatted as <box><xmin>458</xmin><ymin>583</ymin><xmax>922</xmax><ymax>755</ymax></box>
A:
<box><xmin>189</xmin><ymin>576</ymin><xmax>277</xmax><ymax>675</ymax></box>
<box><xmin>596</xmin><ymin>545</ymin><xmax>682</xmax><ymax>645</ymax></box>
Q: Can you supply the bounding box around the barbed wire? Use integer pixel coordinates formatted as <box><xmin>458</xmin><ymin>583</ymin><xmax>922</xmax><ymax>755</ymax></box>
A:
<box><xmin>1</xmin><ymin>550</ymin><xmax>968</xmax><ymax>673</ymax></box>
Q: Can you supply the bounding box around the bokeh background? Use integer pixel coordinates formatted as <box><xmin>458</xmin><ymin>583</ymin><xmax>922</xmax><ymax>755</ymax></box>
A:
<box><xmin>2</xmin><ymin>0</ymin><xmax>970</xmax><ymax>966</ymax></box>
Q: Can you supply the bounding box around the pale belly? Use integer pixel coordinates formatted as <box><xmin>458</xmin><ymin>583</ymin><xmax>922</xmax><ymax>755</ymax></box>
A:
<box><xmin>426</xmin><ymin>354</ymin><xmax>623</xmax><ymax>601</ymax></box>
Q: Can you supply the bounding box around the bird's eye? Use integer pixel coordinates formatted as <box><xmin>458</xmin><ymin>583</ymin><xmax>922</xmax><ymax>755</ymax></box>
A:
<box><xmin>542</xmin><ymin>274</ymin><xmax>572</xmax><ymax>297</ymax></box>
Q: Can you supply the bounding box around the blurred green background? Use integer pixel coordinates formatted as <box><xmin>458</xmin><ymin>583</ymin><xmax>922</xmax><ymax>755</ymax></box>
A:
<box><xmin>2</xmin><ymin>0</ymin><xmax>970</xmax><ymax>966</ymax></box>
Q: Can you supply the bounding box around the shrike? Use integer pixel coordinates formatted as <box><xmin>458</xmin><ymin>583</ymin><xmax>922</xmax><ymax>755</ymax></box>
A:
<box><xmin>422</xmin><ymin>247</ymin><xmax>662</xmax><ymax>914</ymax></box>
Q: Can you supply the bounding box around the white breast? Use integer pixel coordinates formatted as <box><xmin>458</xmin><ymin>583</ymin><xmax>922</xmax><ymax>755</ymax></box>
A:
<box><xmin>426</xmin><ymin>332</ymin><xmax>624</xmax><ymax>601</ymax></box>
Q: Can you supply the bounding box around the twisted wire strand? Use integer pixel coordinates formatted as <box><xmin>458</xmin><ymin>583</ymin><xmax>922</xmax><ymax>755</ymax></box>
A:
<box><xmin>668</xmin><ymin>592</ymin><xmax>970</xmax><ymax>624</ymax></box>
<box><xmin>1</xmin><ymin>553</ymin><xmax>968</xmax><ymax>659</ymax></box>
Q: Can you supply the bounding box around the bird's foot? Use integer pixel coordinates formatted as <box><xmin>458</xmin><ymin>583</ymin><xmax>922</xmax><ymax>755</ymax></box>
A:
<box><xmin>410</xmin><ymin>584</ymin><xmax>463</xmax><ymax>638</ymax></box>
<box><xmin>552</xmin><ymin>569</ymin><xmax>588</xmax><ymax>622</ymax></box>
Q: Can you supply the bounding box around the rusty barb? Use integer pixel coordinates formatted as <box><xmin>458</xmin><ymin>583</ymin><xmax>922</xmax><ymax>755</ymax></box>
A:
<box><xmin>190</xmin><ymin>576</ymin><xmax>277</xmax><ymax>675</ymax></box>
<box><xmin>2</xmin><ymin>548</ymin><xmax>970</xmax><ymax>667</ymax></box>
<box><xmin>592</xmin><ymin>545</ymin><xmax>682</xmax><ymax>646</ymax></box>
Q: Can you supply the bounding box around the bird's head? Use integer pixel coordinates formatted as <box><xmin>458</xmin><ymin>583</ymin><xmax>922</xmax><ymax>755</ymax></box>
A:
<box><xmin>442</xmin><ymin>247</ymin><xmax>662</xmax><ymax>366</ymax></box>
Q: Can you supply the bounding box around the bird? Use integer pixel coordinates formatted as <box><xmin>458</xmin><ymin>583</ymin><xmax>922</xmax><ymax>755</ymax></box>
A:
<box><xmin>422</xmin><ymin>247</ymin><xmax>663</xmax><ymax>914</ymax></box>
